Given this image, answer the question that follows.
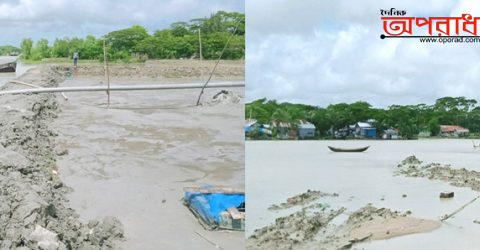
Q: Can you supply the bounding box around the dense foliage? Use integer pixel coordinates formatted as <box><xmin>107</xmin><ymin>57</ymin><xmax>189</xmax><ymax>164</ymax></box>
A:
<box><xmin>18</xmin><ymin>11</ymin><xmax>244</xmax><ymax>62</ymax></box>
<box><xmin>246</xmin><ymin>97</ymin><xmax>480</xmax><ymax>139</ymax></box>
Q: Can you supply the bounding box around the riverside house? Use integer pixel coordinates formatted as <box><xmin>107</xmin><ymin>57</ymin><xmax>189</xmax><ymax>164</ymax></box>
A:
<box><xmin>440</xmin><ymin>125</ymin><xmax>469</xmax><ymax>137</ymax></box>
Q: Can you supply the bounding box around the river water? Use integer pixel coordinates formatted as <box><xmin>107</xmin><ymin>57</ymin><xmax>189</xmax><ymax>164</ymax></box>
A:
<box><xmin>246</xmin><ymin>140</ymin><xmax>480</xmax><ymax>249</ymax></box>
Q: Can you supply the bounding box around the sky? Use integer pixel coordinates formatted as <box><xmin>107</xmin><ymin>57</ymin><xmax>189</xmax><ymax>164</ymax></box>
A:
<box><xmin>0</xmin><ymin>0</ymin><xmax>244</xmax><ymax>46</ymax></box>
<box><xmin>246</xmin><ymin>0</ymin><xmax>480</xmax><ymax>108</ymax></box>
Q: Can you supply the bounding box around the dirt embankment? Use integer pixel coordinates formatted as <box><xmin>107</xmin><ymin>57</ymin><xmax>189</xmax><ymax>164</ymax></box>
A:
<box><xmin>73</xmin><ymin>60</ymin><xmax>245</xmax><ymax>80</ymax></box>
<box><xmin>396</xmin><ymin>155</ymin><xmax>480</xmax><ymax>191</ymax></box>
<box><xmin>249</xmin><ymin>193</ymin><xmax>439</xmax><ymax>249</ymax></box>
<box><xmin>0</xmin><ymin>66</ymin><xmax>123</xmax><ymax>249</ymax></box>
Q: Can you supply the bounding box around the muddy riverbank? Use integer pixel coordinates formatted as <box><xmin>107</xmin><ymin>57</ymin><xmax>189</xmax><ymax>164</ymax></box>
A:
<box><xmin>51</xmin><ymin>63</ymin><xmax>244</xmax><ymax>249</ymax></box>
<box><xmin>247</xmin><ymin>140</ymin><xmax>480</xmax><ymax>249</ymax></box>
<box><xmin>0</xmin><ymin>66</ymin><xmax>124</xmax><ymax>249</ymax></box>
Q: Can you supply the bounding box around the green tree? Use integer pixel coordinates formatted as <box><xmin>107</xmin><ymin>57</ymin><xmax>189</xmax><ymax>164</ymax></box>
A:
<box><xmin>52</xmin><ymin>38</ymin><xmax>69</xmax><ymax>57</ymax></box>
<box><xmin>105</xmin><ymin>25</ymin><xmax>149</xmax><ymax>52</ymax></box>
<box><xmin>20</xmin><ymin>38</ymin><xmax>33</xmax><ymax>59</ymax></box>
<box><xmin>36</xmin><ymin>39</ymin><xmax>50</xmax><ymax>58</ymax></box>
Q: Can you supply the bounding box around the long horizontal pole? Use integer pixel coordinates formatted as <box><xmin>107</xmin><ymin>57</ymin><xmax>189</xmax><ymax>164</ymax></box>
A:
<box><xmin>0</xmin><ymin>82</ymin><xmax>244</xmax><ymax>96</ymax></box>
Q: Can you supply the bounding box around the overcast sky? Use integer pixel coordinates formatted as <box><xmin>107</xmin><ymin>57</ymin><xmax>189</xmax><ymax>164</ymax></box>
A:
<box><xmin>0</xmin><ymin>0</ymin><xmax>244</xmax><ymax>46</ymax></box>
<box><xmin>246</xmin><ymin>0</ymin><xmax>480</xmax><ymax>108</ymax></box>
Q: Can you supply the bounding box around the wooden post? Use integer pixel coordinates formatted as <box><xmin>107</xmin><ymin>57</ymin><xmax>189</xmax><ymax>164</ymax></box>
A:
<box><xmin>199</xmin><ymin>29</ymin><xmax>203</xmax><ymax>80</ymax></box>
<box><xmin>103</xmin><ymin>40</ymin><xmax>111</xmax><ymax>107</ymax></box>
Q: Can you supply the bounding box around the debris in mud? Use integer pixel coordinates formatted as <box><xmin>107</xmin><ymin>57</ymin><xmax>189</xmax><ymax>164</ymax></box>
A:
<box><xmin>248</xmin><ymin>202</ymin><xmax>439</xmax><ymax>250</ymax></box>
<box><xmin>268</xmin><ymin>189</ymin><xmax>338</xmax><ymax>210</ymax></box>
<box><xmin>184</xmin><ymin>186</ymin><xmax>245</xmax><ymax>231</ymax></box>
<box><xmin>0</xmin><ymin>66</ymin><xmax>124</xmax><ymax>249</ymax></box>
<box><xmin>440</xmin><ymin>191</ymin><xmax>454</xmax><ymax>199</ymax></box>
<box><xmin>248</xmin><ymin>205</ymin><xmax>346</xmax><ymax>249</ymax></box>
<box><xmin>203</xmin><ymin>89</ymin><xmax>242</xmax><ymax>106</ymax></box>
<box><xmin>396</xmin><ymin>155</ymin><xmax>480</xmax><ymax>191</ymax></box>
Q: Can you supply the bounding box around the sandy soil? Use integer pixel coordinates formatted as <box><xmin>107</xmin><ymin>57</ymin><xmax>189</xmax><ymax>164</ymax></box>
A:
<box><xmin>49</xmin><ymin>61</ymin><xmax>244</xmax><ymax>249</ymax></box>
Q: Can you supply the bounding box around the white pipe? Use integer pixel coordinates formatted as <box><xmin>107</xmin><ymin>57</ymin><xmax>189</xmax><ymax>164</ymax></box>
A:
<box><xmin>0</xmin><ymin>82</ymin><xmax>244</xmax><ymax>95</ymax></box>
<box><xmin>9</xmin><ymin>80</ymin><xmax>69</xmax><ymax>100</ymax></box>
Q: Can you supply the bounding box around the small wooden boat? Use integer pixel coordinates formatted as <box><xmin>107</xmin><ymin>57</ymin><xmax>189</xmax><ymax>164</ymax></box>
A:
<box><xmin>0</xmin><ymin>62</ymin><xmax>16</xmax><ymax>73</ymax></box>
<box><xmin>328</xmin><ymin>146</ymin><xmax>369</xmax><ymax>152</ymax></box>
<box><xmin>0</xmin><ymin>56</ymin><xmax>17</xmax><ymax>73</ymax></box>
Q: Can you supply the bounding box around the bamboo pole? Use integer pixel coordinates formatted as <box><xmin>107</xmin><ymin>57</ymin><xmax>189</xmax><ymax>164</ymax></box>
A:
<box><xmin>441</xmin><ymin>195</ymin><xmax>480</xmax><ymax>221</ymax></box>
<box><xmin>0</xmin><ymin>82</ymin><xmax>244</xmax><ymax>96</ymax></box>
<box><xmin>196</xmin><ymin>22</ymin><xmax>240</xmax><ymax>106</ymax></box>
<box><xmin>199</xmin><ymin>29</ymin><xmax>203</xmax><ymax>80</ymax></box>
<box><xmin>103</xmin><ymin>40</ymin><xmax>110</xmax><ymax>106</ymax></box>
<box><xmin>9</xmin><ymin>80</ymin><xmax>69</xmax><ymax>100</ymax></box>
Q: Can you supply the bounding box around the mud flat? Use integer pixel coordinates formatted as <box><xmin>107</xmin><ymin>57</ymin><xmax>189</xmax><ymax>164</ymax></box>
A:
<box><xmin>51</xmin><ymin>61</ymin><xmax>245</xmax><ymax>249</ymax></box>
<box><xmin>396</xmin><ymin>155</ymin><xmax>480</xmax><ymax>191</ymax></box>
<box><xmin>0</xmin><ymin>66</ymin><xmax>123</xmax><ymax>249</ymax></box>
<box><xmin>268</xmin><ymin>190</ymin><xmax>338</xmax><ymax>210</ymax></box>
<box><xmin>248</xmin><ymin>203</ymin><xmax>439</xmax><ymax>249</ymax></box>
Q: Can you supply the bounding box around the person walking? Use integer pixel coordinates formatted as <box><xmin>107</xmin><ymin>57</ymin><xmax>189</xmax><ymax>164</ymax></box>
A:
<box><xmin>73</xmin><ymin>52</ymin><xmax>79</xmax><ymax>68</ymax></box>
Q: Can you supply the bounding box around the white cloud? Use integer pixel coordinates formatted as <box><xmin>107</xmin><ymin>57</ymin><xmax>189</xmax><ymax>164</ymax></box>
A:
<box><xmin>246</xmin><ymin>0</ymin><xmax>480</xmax><ymax>107</ymax></box>
<box><xmin>0</xmin><ymin>0</ymin><xmax>244</xmax><ymax>45</ymax></box>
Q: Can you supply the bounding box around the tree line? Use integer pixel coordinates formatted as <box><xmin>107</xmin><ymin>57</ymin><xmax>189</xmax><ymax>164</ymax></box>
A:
<box><xmin>0</xmin><ymin>46</ymin><xmax>20</xmax><ymax>56</ymax></box>
<box><xmin>246</xmin><ymin>97</ymin><xmax>480</xmax><ymax>139</ymax></box>
<box><xmin>18</xmin><ymin>11</ymin><xmax>244</xmax><ymax>62</ymax></box>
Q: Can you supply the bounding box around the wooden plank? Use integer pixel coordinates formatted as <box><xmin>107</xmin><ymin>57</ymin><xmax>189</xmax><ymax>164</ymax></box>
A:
<box><xmin>227</xmin><ymin>207</ymin><xmax>243</xmax><ymax>220</ymax></box>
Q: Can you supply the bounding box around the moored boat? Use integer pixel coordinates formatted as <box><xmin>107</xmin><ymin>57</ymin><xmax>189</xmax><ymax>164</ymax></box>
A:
<box><xmin>0</xmin><ymin>62</ymin><xmax>16</xmax><ymax>73</ymax></box>
<box><xmin>328</xmin><ymin>145</ymin><xmax>370</xmax><ymax>152</ymax></box>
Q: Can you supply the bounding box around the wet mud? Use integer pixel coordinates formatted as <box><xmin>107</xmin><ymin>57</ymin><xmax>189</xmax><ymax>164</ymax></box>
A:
<box><xmin>0</xmin><ymin>66</ymin><xmax>124</xmax><ymax>249</ymax></box>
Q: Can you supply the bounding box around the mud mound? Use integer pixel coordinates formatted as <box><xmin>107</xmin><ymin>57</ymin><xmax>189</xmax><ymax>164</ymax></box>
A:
<box><xmin>248</xmin><ymin>201</ymin><xmax>439</xmax><ymax>250</ymax></box>
<box><xmin>203</xmin><ymin>90</ymin><xmax>243</xmax><ymax>106</ymax></box>
<box><xmin>248</xmin><ymin>205</ymin><xmax>345</xmax><ymax>250</ymax></box>
<box><xmin>269</xmin><ymin>189</ymin><xmax>338</xmax><ymax>210</ymax></box>
<box><xmin>0</xmin><ymin>66</ymin><xmax>123</xmax><ymax>249</ymax></box>
<box><xmin>396</xmin><ymin>155</ymin><xmax>480</xmax><ymax>191</ymax></box>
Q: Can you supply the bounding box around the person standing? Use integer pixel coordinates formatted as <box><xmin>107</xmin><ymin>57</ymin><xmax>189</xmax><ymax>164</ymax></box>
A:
<box><xmin>73</xmin><ymin>52</ymin><xmax>79</xmax><ymax>68</ymax></box>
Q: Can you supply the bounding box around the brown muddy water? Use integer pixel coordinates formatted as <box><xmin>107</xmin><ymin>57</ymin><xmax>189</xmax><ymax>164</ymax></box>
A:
<box><xmin>53</xmin><ymin>77</ymin><xmax>244</xmax><ymax>249</ymax></box>
<box><xmin>246</xmin><ymin>140</ymin><xmax>480</xmax><ymax>249</ymax></box>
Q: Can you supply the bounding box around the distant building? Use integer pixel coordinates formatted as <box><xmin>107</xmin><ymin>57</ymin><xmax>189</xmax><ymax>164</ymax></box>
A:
<box><xmin>271</xmin><ymin>121</ymin><xmax>293</xmax><ymax>140</ymax></box>
<box><xmin>418</xmin><ymin>130</ymin><xmax>431</xmax><ymax>138</ymax></box>
<box><xmin>440</xmin><ymin>125</ymin><xmax>469</xmax><ymax>137</ymax></box>
<box><xmin>298</xmin><ymin>121</ymin><xmax>316</xmax><ymax>139</ymax></box>
<box><xmin>355</xmin><ymin>122</ymin><xmax>376</xmax><ymax>138</ymax></box>
<box><xmin>245</xmin><ymin>119</ymin><xmax>272</xmax><ymax>138</ymax></box>
<box><xmin>244</xmin><ymin>119</ymin><xmax>258</xmax><ymax>133</ymax></box>
<box><xmin>383</xmin><ymin>128</ymin><xmax>400</xmax><ymax>139</ymax></box>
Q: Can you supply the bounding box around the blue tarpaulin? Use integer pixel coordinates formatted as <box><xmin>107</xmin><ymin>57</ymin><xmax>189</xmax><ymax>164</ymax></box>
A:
<box><xmin>185</xmin><ymin>192</ymin><xmax>245</xmax><ymax>224</ymax></box>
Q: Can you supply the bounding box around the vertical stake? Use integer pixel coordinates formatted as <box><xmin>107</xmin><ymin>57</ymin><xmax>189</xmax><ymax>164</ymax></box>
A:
<box><xmin>103</xmin><ymin>40</ymin><xmax>110</xmax><ymax>107</ymax></box>
<box><xmin>199</xmin><ymin>28</ymin><xmax>203</xmax><ymax>80</ymax></box>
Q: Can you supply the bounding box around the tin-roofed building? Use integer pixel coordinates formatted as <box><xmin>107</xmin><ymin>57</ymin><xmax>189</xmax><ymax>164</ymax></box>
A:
<box><xmin>440</xmin><ymin>125</ymin><xmax>469</xmax><ymax>137</ymax></box>
<box><xmin>298</xmin><ymin>121</ymin><xmax>316</xmax><ymax>139</ymax></box>
<box><xmin>355</xmin><ymin>122</ymin><xmax>376</xmax><ymax>138</ymax></box>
